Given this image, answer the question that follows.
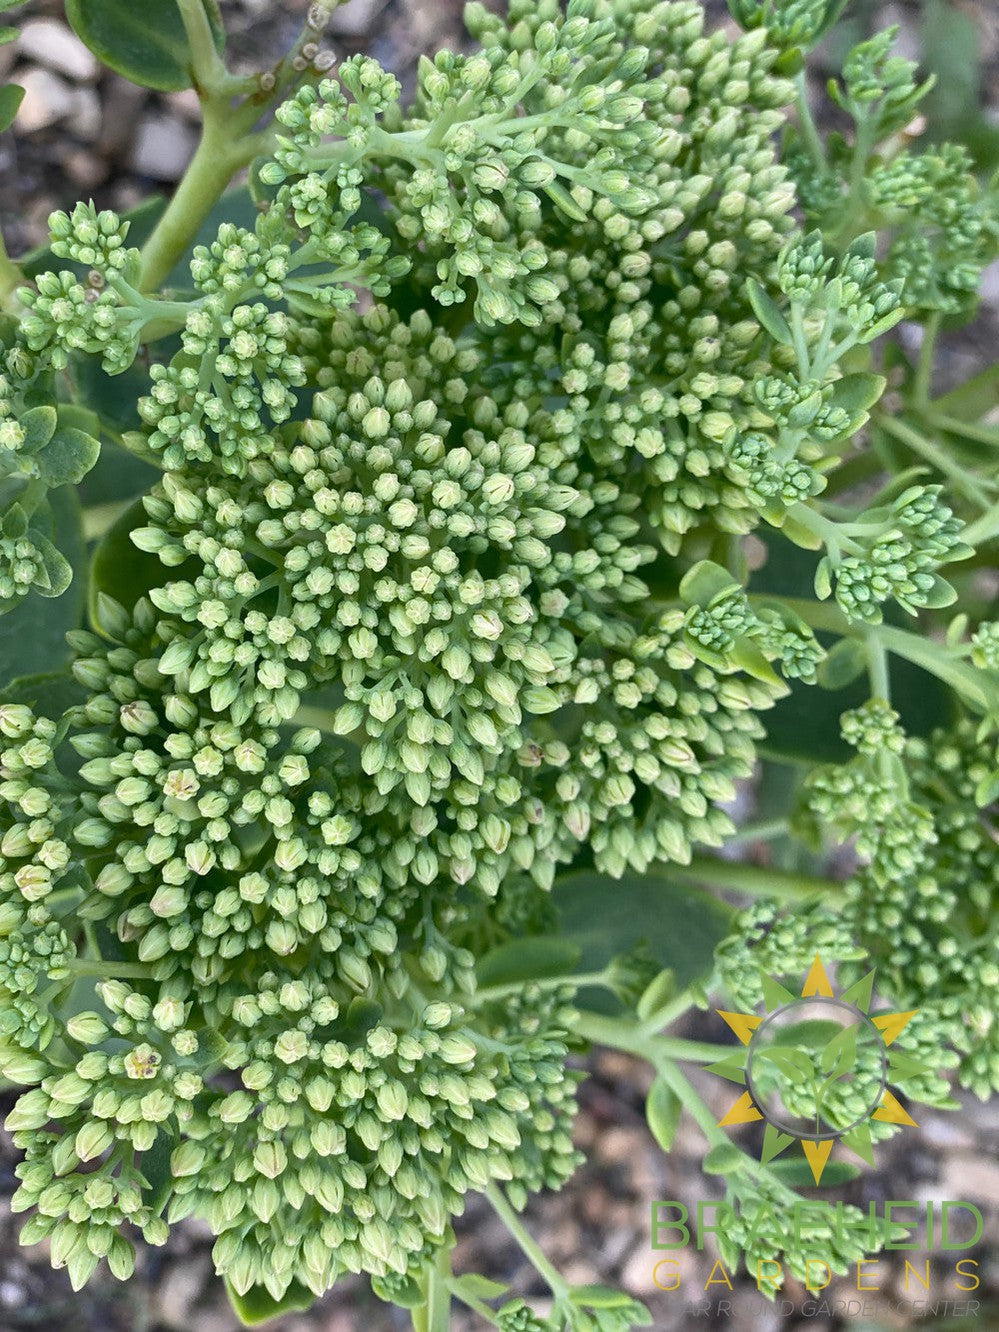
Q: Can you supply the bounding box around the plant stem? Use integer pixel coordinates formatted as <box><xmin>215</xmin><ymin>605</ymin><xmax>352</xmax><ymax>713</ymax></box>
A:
<box><xmin>913</xmin><ymin>312</ymin><xmax>941</xmax><ymax>406</ymax></box>
<box><xmin>665</xmin><ymin>855</ymin><xmax>839</xmax><ymax>903</ymax></box>
<box><xmin>176</xmin><ymin>0</ymin><xmax>229</xmax><ymax>94</ymax></box>
<box><xmin>726</xmin><ymin>817</ymin><xmax>791</xmax><ymax>845</ymax></box>
<box><xmin>573</xmin><ymin>1012</ymin><xmax>656</xmax><ymax>1060</ymax></box>
<box><xmin>138</xmin><ymin>112</ymin><xmax>262</xmax><ymax>292</ymax></box>
<box><xmin>66</xmin><ymin>960</ymin><xmax>154</xmax><ymax>980</ymax></box>
<box><xmin>874</xmin><ymin>412</ymin><xmax>988</xmax><ymax>507</ymax></box>
<box><xmin>474</xmin><ymin>969</ymin><xmax>611</xmax><ymax>1004</ymax></box>
<box><xmin>793</xmin><ymin>71</ymin><xmax>826</xmax><ymax>173</ymax></box>
<box><xmin>865</xmin><ymin>632</ymin><xmax>890</xmax><ymax>702</ymax></box>
<box><xmin>484</xmin><ymin>1185</ymin><xmax>569</xmax><ymax>1300</ymax></box>
<box><xmin>412</xmin><ymin>1247</ymin><xmax>453</xmax><ymax>1332</ymax></box>
<box><xmin>0</xmin><ymin>230</ymin><xmax>24</xmax><ymax>315</ymax></box>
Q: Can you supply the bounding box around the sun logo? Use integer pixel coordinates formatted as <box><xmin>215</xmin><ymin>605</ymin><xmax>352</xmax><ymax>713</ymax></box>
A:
<box><xmin>707</xmin><ymin>955</ymin><xmax>928</xmax><ymax>1185</ymax></box>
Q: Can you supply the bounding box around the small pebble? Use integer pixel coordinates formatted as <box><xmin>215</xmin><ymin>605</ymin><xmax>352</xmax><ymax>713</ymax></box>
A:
<box><xmin>17</xmin><ymin>19</ymin><xmax>100</xmax><ymax>82</ymax></box>
<box><xmin>15</xmin><ymin>67</ymin><xmax>75</xmax><ymax>132</ymax></box>
<box><xmin>130</xmin><ymin>114</ymin><xmax>198</xmax><ymax>181</ymax></box>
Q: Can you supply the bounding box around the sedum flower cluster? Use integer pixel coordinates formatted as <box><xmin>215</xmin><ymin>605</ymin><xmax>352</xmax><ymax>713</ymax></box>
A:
<box><xmin>0</xmin><ymin>0</ymin><xmax>997</xmax><ymax>1323</ymax></box>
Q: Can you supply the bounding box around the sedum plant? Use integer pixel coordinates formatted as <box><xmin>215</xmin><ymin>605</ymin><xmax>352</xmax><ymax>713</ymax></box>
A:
<box><xmin>0</xmin><ymin>0</ymin><xmax>996</xmax><ymax>1325</ymax></box>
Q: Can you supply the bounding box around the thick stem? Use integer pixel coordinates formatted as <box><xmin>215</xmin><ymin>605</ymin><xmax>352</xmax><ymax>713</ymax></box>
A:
<box><xmin>177</xmin><ymin>0</ymin><xmax>228</xmax><ymax>93</ymax></box>
<box><xmin>138</xmin><ymin>112</ymin><xmax>260</xmax><ymax>292</ymax></box>
<box><xmin>665</xmin><ymin>855</ymin><xmax>839</xmax><ymax>903</ymax></box>
<box><xmin>865</xmin><ymin>632</ymin><xmax>890</xmax><ymax>702</ymax></box>
<box><xmin>0</xmin><ymin>231</ymin><xmax>24</xmax><ymax>315</ymax></box>
<box><xmin>66</xmin><ymin>959</ymin><xmax>155</xmax><ymax>980</ymax></box>
<box><xmin>412</xmin><ymin>1248</ymin><xmax>453</xmax><ymax>1332</ymax></box>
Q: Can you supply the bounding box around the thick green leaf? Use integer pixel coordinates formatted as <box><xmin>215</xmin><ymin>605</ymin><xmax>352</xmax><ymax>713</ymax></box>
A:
<box><xmin>0</xmin><ymin>669</ymin><xmax>86</xmax><ymax>717</ymax></box>
<box><xmin>89</xmin><ymin>498</ymin><xmax>193</xmax><ymax>633</ymax></box>
<box><xmin>224</xmin><ymin>1278</ymin><xmax>315</xmax><ymax>1327</ymax></box>
<box><xmin>551</xmin><ymin>869</ymin><xmax>732</xmax><ymax>1002</ymax></box>
<box><xmin>768</xmin><ymin>1155</ymin><xmax>860</xmax><ymax>1188</ymax></box>
<box><xmin>702</xmin><ymin>1142</ymin><xmax>744</xmax><ymax>1176</ymax></box>
<box><xmin>826</xmin><ymin>372</ymin><xmax>886</xmax><ymax>414</ymax></box>
<box><xmin>816</xmin><ymin>637</ymin><xmax>867</xmax><ymax>690</ymax></box>
<box><xmin>34</xmin><ymin>535</ymin><xmax>73</xmax><ymax>598</ymax></box>
<box><xmin>138</xmin><ymin>1132</ymin><xmax>175</xmax><ymax>1212</ymax></box>
<box><xmin>66</xmin><ymin>0</ymin><xmax>225</xmax><ymax>93</ymax></box>
<box><xmin>78</xmin><ymin>439</ymin><xmax>159</xmax><ymax>510</ymax></box>
<box><xmin>0</xmin><ymin>489</ymin><xmax>85</xmax><ymax>688</ymax></box>
<box><xmin>19</xmin><ymin>406</ymin><xmax>57</xmax><ymax>455</ymax></box>
<box><xmin>0</xmin><ymin>83</ymin><xmax>23</xmax><ymax>132</ymax></box>
<box><xmin>646</xmin><ymin>1074</ymin><xmax>682</xmax><ymax>1153</ymax></box>
<box><xmin>476</xmin><ymin>937</ymin><xmax>581</xmax><ymax>990</ymax></box>
<box><xmin>544</xmin><ymin>179</ymin><xmax>589</xmax><ymax>223</ymax></box>
<box><xmin>36</xmin><ymin>427</ymin><xmax>101</xmax><ymax>487</ymax></box>
<box><xmin>636</xmin><ymin>968</ymin><xmax>675</xmax><ymax>1023</ymax></box>
<box><xmin>570</xmin><ymin>1285</ymin><xmax>653</xmax><ymax>1322</ymax></box>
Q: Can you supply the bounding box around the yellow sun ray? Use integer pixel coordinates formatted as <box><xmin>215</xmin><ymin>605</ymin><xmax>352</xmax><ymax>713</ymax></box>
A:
<box><xmin>801</xmin><ymin>954</ymin><xmax>834</xmax><ymax>997</ymax></box>
<box><xmin>871</xmin><ymin>1009</ymin><xmax>918</xmax><ymax>1046</ymax></box>
<box><xmin>716</xmin><ymin>1010</ymin><xmax>762</xmax><ymax>1044</ymax></box>
<box><xmin>718</xmin><ymin>1091</ymin><xmax>764</xmax><ymax>1126</ymax></box>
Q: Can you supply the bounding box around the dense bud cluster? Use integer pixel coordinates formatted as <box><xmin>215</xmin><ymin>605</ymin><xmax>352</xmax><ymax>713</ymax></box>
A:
<box><xmin>0</xmin><ymin>0</ymin><xmax>997</xmax><ymax>1318</ymax></box>
<box><xmin>842</xmin><ymin>722</ymin><xmax>999</xmax><ymax>1098</ymax></box>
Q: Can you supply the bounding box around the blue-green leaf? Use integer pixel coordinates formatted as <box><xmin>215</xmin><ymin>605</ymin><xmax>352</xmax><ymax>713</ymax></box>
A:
<box><xmin>66</xmin><ymin>0</ymin><xmax>225</xmax><ymax>93</ymax></box>
<box><xmin>224</xmin><ymin>1278</ymin><xmax>315</xmax><ymax>1327</ymax></box>
<box><xmin>0</xmin><ymin>489</ymin><xmax>85</xmax><ymax>687</ymax></box>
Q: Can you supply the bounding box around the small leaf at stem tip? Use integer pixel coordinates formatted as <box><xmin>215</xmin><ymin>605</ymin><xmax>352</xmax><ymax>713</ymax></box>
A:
<box><xmin>679</xmin><ymin>559</ymin><xmax>740</xmax><ymax>608</ymax></box>
<box><xmin>449</xmin><ymin>1273</ymin><xmax>510</xmax><ymax>1301</ymax></box>
<box><xmin>646</xmin><ymin>1073</ymin><xmax>683</xmax><ymax>1153</ymax></box>
<box><xmin>746</xmin><ymin>277</ymin><xmax>793</xmax><ymax>345</ymax></box>
<box><xmin>703</xmin><ymin>1142</ymin><xmax>745</xmax><ymax>1175</ymax></box>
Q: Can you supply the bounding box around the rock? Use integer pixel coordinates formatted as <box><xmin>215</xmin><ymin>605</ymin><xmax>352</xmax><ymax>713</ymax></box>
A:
<box><xmin>67</xmin><ymin>85</ymin><xmax>102</xmax><ymax>141</ymax></box>
<box><xmin>99</xmin><ymin>76</ymin><xmax>147</xmax><ymax>157</ymax></box>
<box><xmin>156</xmin><ymin>1253</ymin><xmax>211</xmax><ymax>1329</ymax></box>
<box><xmin>941</xmin><ymin>1152</ymin><xmax>999</xmax><ymax>1205</ymax></box>
<box><xmin>330</xmin><ymin>0</ymin><xmax>392</xmax><ymax>38</ymax></box>
<box><xmin>623</xmin><ymin>1237</ymin><xmax>695</xmax><ymax>1295</ymax></box>
<box><xmin>919</xmin><ymin>1114</ymin><xmax>974</xmax><ymax>1151</ymax></box>
<box><xmin>130</xmin><ymin>114</ymin><xmax>198</xmax><ymax>181</ymax></box>
<box><xmin>18</xmin><ymin>19</ymin><xmax>100</xmax><ymax>82</ymax></box>
<box><xmin>14</xmin><ymin>67</ymin><xmax>75</xmax><ymax>133</ymax></box>
<box><xmin>64</xmin><ymin>148</ymin><xmax>108</xmax><ymax>189</ymax></box>
<box><xmin>165</xmin><ymin>88</ymin><xmax>203</xmax><ymax>123</ymax></box>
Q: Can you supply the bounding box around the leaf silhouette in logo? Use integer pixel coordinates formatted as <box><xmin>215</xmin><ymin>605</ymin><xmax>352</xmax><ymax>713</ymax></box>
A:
<box><xmin>754</xmin><ymin>1044</ymin><xmax>815</xmax><ymax>1085</ymax></box>
<box><xmin>814</xmin><ymin>1022</ymin><xmax>862</xmax><ymax>1126</ymax></box>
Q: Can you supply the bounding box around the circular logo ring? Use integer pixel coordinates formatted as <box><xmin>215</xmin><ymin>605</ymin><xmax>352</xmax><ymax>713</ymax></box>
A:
<box><xmin>744</xmin><ymin>996</ymin><xmax>888</xmax><ymax>1142</ymax></box>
